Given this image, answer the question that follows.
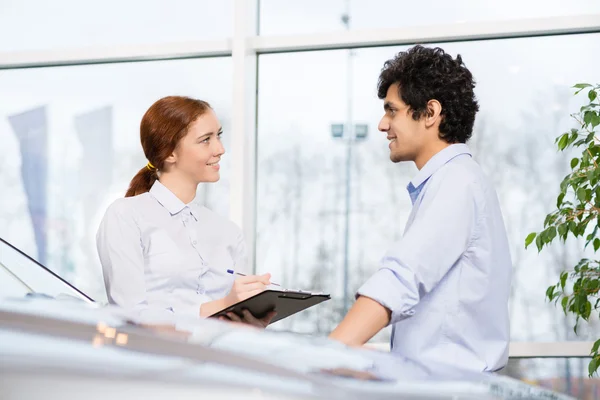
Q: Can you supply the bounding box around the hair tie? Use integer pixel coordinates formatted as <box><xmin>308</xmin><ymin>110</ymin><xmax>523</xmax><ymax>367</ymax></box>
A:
<box><xmin>146</xmin><ymin>161</ymin><xmax>156</xmax><ymax>171</ymax></box>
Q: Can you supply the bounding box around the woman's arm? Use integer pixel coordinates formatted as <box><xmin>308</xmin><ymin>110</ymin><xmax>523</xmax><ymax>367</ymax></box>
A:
<box><xmin>96</xmin><ymin>200</ymin><xmax>147</xmax><ymax>310</ymax></box>
<box><xmin>200</xmin><ymin>273</ymin><xmax>272</xmax><ymax>317</ymax></box>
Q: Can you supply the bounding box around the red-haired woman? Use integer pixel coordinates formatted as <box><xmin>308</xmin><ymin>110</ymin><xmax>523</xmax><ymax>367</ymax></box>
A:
<box><xmin>97</xmin><ymin>96</ymin><xmax>274</xmax><ymax>327</ymax></box>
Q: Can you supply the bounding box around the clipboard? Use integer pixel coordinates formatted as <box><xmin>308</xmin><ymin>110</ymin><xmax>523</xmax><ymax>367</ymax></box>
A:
<box><xmin>208</xmin><ymin>289</ymin><xmax>331</xmax><ymax>324</ymax></box>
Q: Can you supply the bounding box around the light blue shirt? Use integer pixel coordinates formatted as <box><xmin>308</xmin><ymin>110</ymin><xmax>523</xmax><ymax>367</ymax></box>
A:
<box><xmin>96</xmin><ymin>181</ymin><xmax>246</xmax><ymax>318</ymax></box>
<box><xmin>358</xmin><ymin>144</ymin><xmax>512</xmax><ymax>372</ymax></box>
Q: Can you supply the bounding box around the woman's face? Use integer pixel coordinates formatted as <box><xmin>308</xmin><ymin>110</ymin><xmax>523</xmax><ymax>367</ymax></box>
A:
<box><xmin>171</xmin><ymin>108</ymin><xmax>225</xmax><ymax>184</ymax></box>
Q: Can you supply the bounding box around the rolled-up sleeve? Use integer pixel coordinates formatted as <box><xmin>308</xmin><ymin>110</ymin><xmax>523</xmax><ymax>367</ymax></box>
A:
<box><xmin>357</xmin><ymin>175</ymin><xmax>479</xmax><ymax>325</ymax></box>
<box><xmin>97</xmin><ymin>200</ymin><xmax>147</xmax><ymax>311</ymax></box>
<box><xmin>170</xmin><ymin>296</ymin><xmax>211</xmax><ymax>319</ymax></box>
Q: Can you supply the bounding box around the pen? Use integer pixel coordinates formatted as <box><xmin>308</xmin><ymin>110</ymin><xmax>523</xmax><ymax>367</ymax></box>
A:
<box><xmin>226</xmin><ymin>269</ymin><xmax>281</xmax><ymax>287</ymax></box>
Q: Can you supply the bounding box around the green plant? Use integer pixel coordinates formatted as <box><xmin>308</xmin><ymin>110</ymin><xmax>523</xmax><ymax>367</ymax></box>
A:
<box><xmin>525</xmin><ymin>83</ymin><xmax>600</xmax><ymax>377</ymax></box>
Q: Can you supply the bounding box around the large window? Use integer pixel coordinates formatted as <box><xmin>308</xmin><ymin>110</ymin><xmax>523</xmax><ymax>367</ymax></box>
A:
<box><xmin>256</xmin><ymin>33</ymin><xmax>600</xmax><ymax>340</ymax></box>
<box><xmin>1</xmin><ymin>6</ymin><xmax>600</xmax><ymax>395</ymax></box>
<box><xmin>0</xmin><ymin>57</ymin><xmax>232</xmax><ymax>302</ymax></box>
<box><xmin>260</xmin><ymin>0</ymin><xmax>600</xmax><ymax>35</ymax></box>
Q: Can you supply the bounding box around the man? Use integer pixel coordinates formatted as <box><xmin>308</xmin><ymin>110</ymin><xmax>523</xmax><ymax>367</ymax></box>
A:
<box><xmin>329</xmin><ymin>45</ymin><xmax>512</xmax><ymax>372</ymax></box>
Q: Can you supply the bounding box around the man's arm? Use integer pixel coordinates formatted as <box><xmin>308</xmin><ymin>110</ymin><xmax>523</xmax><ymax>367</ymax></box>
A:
<box><xmin>329</xmin><ymin>296</ymin><xmax>391</xmax><ymax>346</ymax></box>
<box><xmin>329</xmin><ymin>175</ymin><xmax>477</xmax><ymax>346</ymax></box>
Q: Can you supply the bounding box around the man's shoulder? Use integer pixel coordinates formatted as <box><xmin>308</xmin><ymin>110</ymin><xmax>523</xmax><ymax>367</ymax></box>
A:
<box><xmin>435</xmin><ymin>156</ymin><xmax>501</xmax><ymax>213</ymax></box>
<box><xmin>434</xmin><ymin>155</ymin><xmax>486</xmax><ymax>187</ymax></box>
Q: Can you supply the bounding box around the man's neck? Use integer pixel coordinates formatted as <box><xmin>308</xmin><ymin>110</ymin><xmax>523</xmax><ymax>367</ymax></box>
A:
<box><xmin>158</xmin><ymin>173</ymin><xmax>197</xmax><ymax>204</ymax></box>
<box><xmin>414</xmin><ymin>141</ymin><xmax>452</xmax><ymax>170</ymax></box>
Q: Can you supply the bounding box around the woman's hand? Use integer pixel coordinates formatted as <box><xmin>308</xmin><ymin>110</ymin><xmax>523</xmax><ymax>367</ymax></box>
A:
<box><xmin>220</xmin><ymin>309</ymin><xmax>277</xmax><ymax>329</ymax></box>
<box><xmin>224</xmin><ymin>273</ymin><xmax>271</xmax><ymax>307</ymax></box>
<box><xmin>199</xmin><ymin>273</ymin><xmax>272</xmax><ymax>318</ymax></box>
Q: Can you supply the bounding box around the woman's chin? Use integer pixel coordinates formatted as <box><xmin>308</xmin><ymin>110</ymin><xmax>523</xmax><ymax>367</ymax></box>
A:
<box><xmin>202</xmin><ymin>174</ymin><xmax>220</xmax><ymax>183</ymax></box>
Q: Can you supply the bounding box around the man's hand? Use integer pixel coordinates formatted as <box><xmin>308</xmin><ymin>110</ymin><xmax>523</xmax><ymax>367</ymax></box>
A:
<box><xmin>329</xmin><ymin>296</ymin><xmax>391</xmax><ymax>346</ymax></box>
<box><xmin>220</xmin><ymin>309</ymin><xmax>277</xmax><ymax>329</ymax></box>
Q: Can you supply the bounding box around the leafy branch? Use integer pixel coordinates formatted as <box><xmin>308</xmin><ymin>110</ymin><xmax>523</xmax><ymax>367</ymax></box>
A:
<box><xmin>525</xmin><ymin>83</ymin><xmax>600</xmax><ymax>377</ymax></box>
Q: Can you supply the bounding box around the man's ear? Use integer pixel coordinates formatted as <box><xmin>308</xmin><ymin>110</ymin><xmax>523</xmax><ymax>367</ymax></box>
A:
<box><xmin>424</xmin><ymin>99</ymin><xmax>442</xmax><ymax>129</ymax></box>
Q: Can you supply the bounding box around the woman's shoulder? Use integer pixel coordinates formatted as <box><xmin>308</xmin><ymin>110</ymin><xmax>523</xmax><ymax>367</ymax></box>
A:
<box><xmin>196</xmin><ymin>205</ymin><xmax>242</xmax><ymax>236</ymax></box>
<box><xmin>103</xmin><ymin>193</ymin><xmax>154</xmax><ymax>220</ymax></box>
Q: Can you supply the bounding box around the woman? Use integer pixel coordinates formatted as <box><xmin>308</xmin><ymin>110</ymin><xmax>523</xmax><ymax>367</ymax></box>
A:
<box><xmin>97</xmin><ymin>96</ymin><xmax>274</xmax><ymax>326</ymax></box>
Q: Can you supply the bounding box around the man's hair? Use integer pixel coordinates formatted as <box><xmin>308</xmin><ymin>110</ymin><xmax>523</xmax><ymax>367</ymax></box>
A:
<box><xmin>377</xmin><ymin>45</ymin><xmax>479</xmax><ymax>143</ymax></box>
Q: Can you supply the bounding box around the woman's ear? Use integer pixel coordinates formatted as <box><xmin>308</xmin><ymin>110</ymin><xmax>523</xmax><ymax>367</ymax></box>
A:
<box><xmin>163</xmin><ymin>152</ymin><xmax>177</xmax><ymax>169</ymax></box>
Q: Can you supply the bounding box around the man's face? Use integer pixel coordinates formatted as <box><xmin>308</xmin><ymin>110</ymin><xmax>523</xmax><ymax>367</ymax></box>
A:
<box><xmin>379</xmin><ymin>83</ymin><xmax>424</xmax><ymax>164</ymax></box>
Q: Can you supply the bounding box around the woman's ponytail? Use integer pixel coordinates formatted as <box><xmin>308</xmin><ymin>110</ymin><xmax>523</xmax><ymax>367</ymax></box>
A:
<box><xmin>125</xmin><ymin>165</ymin><xmax>158</xmax><ymax>197</ymax></box>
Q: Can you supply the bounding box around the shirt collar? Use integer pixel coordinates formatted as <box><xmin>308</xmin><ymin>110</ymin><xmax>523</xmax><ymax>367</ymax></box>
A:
<box><xmin>410</xmin><ymin>143</ymin><xmax>472</xmax><ymax>189</ymax></box>
<box><xmin>149</xmin><ymin>180</ymin><xmax>200</xmax><ymax>216</ymax></box>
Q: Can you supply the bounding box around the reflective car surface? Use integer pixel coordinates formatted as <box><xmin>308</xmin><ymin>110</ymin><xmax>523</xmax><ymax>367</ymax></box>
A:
<box><xmin>0</xmin><ymin>237</ymin><xmax>573</xmax><ymax>400</ymax></box>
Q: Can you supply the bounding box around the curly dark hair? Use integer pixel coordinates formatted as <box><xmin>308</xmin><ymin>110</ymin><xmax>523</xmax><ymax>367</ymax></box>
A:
<box><xmin>377</xmin><ymin>45</ymin><xmax>479</xmax><ymax>143</ymax></box>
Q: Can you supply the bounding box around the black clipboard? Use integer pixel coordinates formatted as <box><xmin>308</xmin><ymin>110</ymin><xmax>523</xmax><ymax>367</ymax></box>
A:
<box><xmin>209</xmin><ymin>290</ymin><xmax>331</xmax><ymax>324</ymax></box>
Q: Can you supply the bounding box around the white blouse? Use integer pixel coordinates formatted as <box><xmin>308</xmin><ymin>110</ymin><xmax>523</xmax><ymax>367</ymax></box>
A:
<box><xmin>96</xmin><ymin>180</ymin><xmax>246</xmax><ymax>318</ymax></box>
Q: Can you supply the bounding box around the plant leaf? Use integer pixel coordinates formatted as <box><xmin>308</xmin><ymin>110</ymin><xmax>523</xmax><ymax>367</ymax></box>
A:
<box><xmin>536</xmin><ymin>234</ymin><xmax>544</xmax><ymax>252</ymax></box>
<box><xmin>578</xmin><ymin>187</ymin><xmax>588</xmax><ymax>203</ymax></box>
<box><xmin>584</xmin><ymin>301</ymin><xmax>592</xmax><ymax>320</ymax></box>
<box><xmin>571</xmin><ymin>158</ymin><xmax>579</xmax><ymax>169</ymax></box>
<box><xmin>558</xmin><ymin>134</ymin><xmax>569</xmax><ymax>150</ymax></box>
<box><xmin>590</xmin><ymin>358</ymin><xmax>598</xmax><ymax>377</ymax></box>
<box><xmin>560</xmin><ymin>271</ymin><xmax>568</xmax><ymax>290</ymax></box>
<box><xmin>584</xmin><ymin>111</ymin><xmax>594</xmax><ymax>126</ymax></box>
<box><xmin>592</xmin><ymin>339</ymin><xmax>600</xmax><ymax>354</ymax></box>
<box><xmin>561</xmin><ymin>296</ymin><xmax>569</xmax><ymax>314</ymax></box>
<box><xmin>525</xmin><ymin>232</ymin><xmax>536</xmax><ymax>249</ymax></box>
<box><xmin>546</xmin><ymin>285</ymin><xmax>555</xmax><ymax>301</ymax></box>
<box><xmin>558</xmin><ymin>223</ymin><xmax>568</xmax><ymax>239</ymax></box>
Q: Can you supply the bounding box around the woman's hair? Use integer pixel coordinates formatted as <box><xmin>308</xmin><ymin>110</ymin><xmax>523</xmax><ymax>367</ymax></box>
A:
<box><xmin>125</xmin><ymin>96</ymin><xmax>211</xmax><ymax>197</ymax></box>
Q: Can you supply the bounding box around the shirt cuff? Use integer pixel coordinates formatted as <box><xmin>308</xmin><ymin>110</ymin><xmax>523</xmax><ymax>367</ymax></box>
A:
<box><xmin>356</xmin><ymin>267</ymin><xmax>419</xmax><ymax>325</ymax></box>
<box><xmin>171</xmin><ymin>302</ymin><xmax>204</xmax><ymax>319</ymax></box>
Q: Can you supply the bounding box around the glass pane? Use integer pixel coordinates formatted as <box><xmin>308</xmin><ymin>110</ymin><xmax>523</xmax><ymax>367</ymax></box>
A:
<box><xmin>0</xmin><ymin>0</ymin><xmax>233</xmax><ymax>52</ymax></box>
<box><xmin>0</xmin><ymin>57</ymin><xmax>232</xmax><ymax>302</ymax></box>
<box><xmin>503</xmin><ymin>358</ymin><xmax>600</xmax><ymax>399</ymax></box>
<box><xmin>0</xmin><ymin>258</ymin><xmax>31</xmax><ymax>299</ymax></box>
<box><xmin>0</xmin><ymin>237</ymin><xmax>92</xmax><ymax>301</ymax></box>
<box><xmin>256</xmin><ymin>33</ymin><xmax>600</xmax><ymax>339</ymax></box>
<box><xmin>260</xmin><ymin>0</ymin><xmax>600</xmax><ymax>35</ymax></box>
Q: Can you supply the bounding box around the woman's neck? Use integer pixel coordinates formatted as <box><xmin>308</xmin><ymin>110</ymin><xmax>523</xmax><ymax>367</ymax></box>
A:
<box><xmin>159</xmin><ymin>173</ymin><xmax>197</xmax><ymax>204</ymax></box>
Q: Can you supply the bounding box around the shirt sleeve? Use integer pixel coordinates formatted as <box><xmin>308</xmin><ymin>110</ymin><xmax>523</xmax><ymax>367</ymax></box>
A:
<box><xmin>96</xmin><ymin>200</ymin><xmax>148</xmax><ymax>312</ymax></box>
<box><xmin>357</xmin><ymin>174</ymin><xmax>480</xmax><ymax>325</ymax></box>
